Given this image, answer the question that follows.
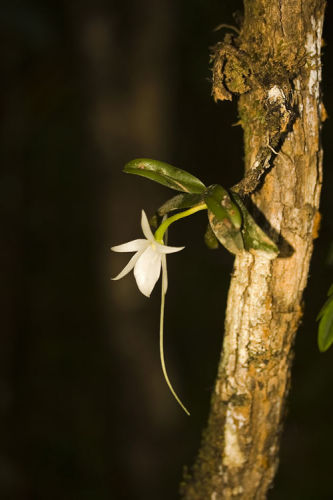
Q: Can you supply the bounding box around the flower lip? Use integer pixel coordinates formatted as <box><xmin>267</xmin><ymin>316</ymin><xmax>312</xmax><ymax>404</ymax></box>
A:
<box><xmin>134</xmin><ymin>244</ymin><xmax>162</xmax><ymax>297</ymax></box>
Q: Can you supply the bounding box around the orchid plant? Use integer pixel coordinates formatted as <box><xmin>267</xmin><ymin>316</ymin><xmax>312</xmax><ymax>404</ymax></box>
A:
<box><xmin>112</xmin><ymin>158</ymin><xmax>278</xmax><ymax>415</ymax></box>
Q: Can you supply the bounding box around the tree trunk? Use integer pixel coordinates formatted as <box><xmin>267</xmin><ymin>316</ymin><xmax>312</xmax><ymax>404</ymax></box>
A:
<box><xmin>181</xmin><ymin>1</ymin><xmax>326</xmax><ymax>498</ymax></box>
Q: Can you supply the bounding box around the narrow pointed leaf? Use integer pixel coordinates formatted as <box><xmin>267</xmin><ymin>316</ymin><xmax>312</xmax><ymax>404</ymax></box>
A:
<box><xmin>158</xmin><ymin>193</ymin><xmax>204</xmax><ymax>216</ymax></box>
<box><xmin>124</xmin><ymin>158</ymin><xmax>206</xmax><ymax>193</ymax></box>
<box><xmin>318</xmin><ymin>298</ymin><xmax>333</xmax><ymax>352</ymax></box>
<box><xmin>317</xmin><ymin>284</ymin><xmax>333</xmax><ymax>321</ymax></box>
<box><xmin>231</xmin><ymin>191</ymin><xmax>279</xmax><ymax>257</ymax></box>
<box><xmin>317</xmin><ymin>293</ymin><xmax>333</xmax><ymax>321</ymax></box>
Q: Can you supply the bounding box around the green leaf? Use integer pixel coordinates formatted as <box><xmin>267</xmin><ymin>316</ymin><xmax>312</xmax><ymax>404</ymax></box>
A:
<box><xmin>204</xmin><ymin>184</ymin><xmax>242</xmax><ymax>229</ymax></box>
<box><xmin>317</xmin><ymin>296</ymin><xmax>333</xmax><ymax>321</ymax></box>
<box><xmin>317</xmin><ymin>285</ymin><xmax>333</xmax><ymax>321</ymax></box>
<box><xmin>204</xmin><ymin>184</ymin><xmax>244</xmax><ymax>255</ymax></box>
<box><xmin>157</xmin><ymin>193</ymin><xmax>204</xmax><ymax>216</ymax></box>
<box><xmin>231</xmin><ymin>192</ymin><xmax>279</xmax><ymax>257</ymax></box>
<box><xmin>149</xmin><ymin>214</ymin><xmax>159</xmax><ymax>229</ymax></box>
<box><xmin>318</xmin><ymin>296</ymin><xmax>333</xmax><ymax>352</ymax></box>
<box><xmin>204</xmin><ymin>223</ymin><xmax>219</xmax><ymax>250</ymax></box>
<box><xmin>124</xmin><ymin>158</ymin><xmax>206</xmax><ymax>193</ymax></box>
<box><xmin>208</xmin><ymin>210</ymin><xmax>244</xmax><ymax>255</ymax></box>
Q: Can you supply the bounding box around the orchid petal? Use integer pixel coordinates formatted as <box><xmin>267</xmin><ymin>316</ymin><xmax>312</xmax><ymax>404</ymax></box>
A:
<box><xmin>161</xmin><ymin>253</ymin><xmax>168</xmax><ymax>294</ymax></box>
<box><xmin>111</xmin><ymin>239</ymin><xmax>149</xmax><ymax>253</ymax></box>
<box><xmin>112</xmin><ymin>250</ymin><xmax>144</xmax><ymax>281</ymax></box>
<box><xmin>141</xmin><ymin>210</ymin><xmax>155</xmax><ymax>241</ymax></box>
<box><xmin>156</xmin><ymin>242</ymin><xmax>185</xmax><ymax>254</ymax></box>
<box><xmin>134</xmin><ymin>246</ymin><xmax>162</xmax><ymax>297</ymax></box>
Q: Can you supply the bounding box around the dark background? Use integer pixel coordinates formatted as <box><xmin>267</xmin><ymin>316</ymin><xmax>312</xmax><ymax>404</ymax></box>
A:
<box><xmin>1</xmin><ymin>1</ymin><xmax>333</xmax><ymax>499</ymax></box>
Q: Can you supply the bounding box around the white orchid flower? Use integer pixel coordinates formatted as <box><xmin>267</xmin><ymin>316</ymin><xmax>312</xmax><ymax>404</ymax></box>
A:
<box><xmin>112</xmin><ymin>209</ymin><xmax>191</xmax><ymax>415</ymax></box>
<box><xmin>111</xmin><ymin>210</ymin><xmax>184</xmax><ymax>297</ymax></box>
<box><xmin>111</xmin><ymin>208</ymin><xmax>200</xmax><ymax>415</ymax></box>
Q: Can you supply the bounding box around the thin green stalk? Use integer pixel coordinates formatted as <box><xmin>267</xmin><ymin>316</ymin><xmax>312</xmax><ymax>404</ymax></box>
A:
<box><xmin>154</xmin><ymin>203</ymin><xmax>207</xmax><ymax>243</ymax></box>
<box><xmin>156</xmin><ymin>203</ymin><xmax>207</xmax><ymax>415</ymax></box>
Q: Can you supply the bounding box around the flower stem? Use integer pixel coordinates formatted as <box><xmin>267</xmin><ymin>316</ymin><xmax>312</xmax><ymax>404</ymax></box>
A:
<box><xmin>160</xmin><ymin>256</ymin><xmax>190</xmax><ymax>416</ymax></box>
<box><xmin>154</xmin><ymin>203</ymin><xmax>207</xmax><ymax>243</ymax></box>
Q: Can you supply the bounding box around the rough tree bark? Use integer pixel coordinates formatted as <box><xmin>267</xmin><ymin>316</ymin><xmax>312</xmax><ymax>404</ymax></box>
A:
<box><xmin>181</xmin><ymin>1</ymin><xmax>326</xmax><ymax>499</ymax></box>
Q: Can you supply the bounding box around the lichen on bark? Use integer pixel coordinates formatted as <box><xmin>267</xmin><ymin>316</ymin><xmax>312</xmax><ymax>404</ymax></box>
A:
<box><xmin>181</xmin><ymin>1</ymin><xmax>326</xmax><ymax>499</ymax></box>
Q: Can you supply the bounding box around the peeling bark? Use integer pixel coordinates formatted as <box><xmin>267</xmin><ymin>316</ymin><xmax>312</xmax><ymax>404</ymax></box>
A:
<box><xmin>181</xmin><ymin>1</ymin><xmax>326</xmax><ymax>498</ymax></box>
